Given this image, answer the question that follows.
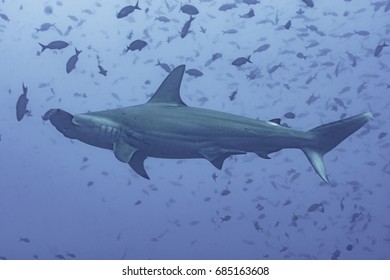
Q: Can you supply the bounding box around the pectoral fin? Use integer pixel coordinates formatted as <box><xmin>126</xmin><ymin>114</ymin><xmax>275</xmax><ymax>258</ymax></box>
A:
<box><xmin>113</xmin><ymin>139</ymin><xmax>137</xmax><ymax>163</ymax></box>
<box><xmin>113</xmin><ymin>139</ymin><xmax>149</xmax><ymax>179</ymax></box>
<box><xmin>129</xmin><ymin>152</ymin><xmax>149</xmax><ymax>179</ymax></box>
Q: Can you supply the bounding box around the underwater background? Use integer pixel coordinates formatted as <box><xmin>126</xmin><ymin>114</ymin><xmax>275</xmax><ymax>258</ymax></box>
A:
<box><xmin>0</xmin><ymin>0</ymin><xmax>389</xmax><ymax>260</ymax></box>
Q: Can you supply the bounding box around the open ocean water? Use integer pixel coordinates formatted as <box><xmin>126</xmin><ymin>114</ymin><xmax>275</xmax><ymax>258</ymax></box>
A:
<box><xmin>0</xmin><ymin>0</ymin><xmax>389</xmax><ymax>260</ymax></box>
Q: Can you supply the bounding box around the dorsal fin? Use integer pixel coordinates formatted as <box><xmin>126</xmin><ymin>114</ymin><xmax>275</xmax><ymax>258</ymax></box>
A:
<box><xmin>147</xmin><ymin>65</ymin><xmax>187</xmax><ymax>106</ymax></box>
<box><xmin>269</xmin><ymin>118</ymin><xmax>281</xmax><ymax>125</ymax></box>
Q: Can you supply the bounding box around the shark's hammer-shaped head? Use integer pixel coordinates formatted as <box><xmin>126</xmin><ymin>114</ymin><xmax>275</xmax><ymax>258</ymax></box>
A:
<box><xmin>43</xmin><ymin>109</ymin><xmax>77</xmax><ymax>139</ymax></box>
<box><xmin>43</xmin><ymin>108</ymin><xmax>121</xmax><ymax>150</ymax></box>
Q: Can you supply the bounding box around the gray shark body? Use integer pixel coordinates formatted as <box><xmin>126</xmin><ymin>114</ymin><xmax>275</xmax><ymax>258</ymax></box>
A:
<box><xmin>44</xmin><ymin>65</ymin><xmax>371</xmax><ymax>181</ymax></box>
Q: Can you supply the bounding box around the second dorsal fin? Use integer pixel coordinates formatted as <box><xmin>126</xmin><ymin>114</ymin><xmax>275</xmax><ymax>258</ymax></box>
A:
<box><xmin>269</xmin><ymin>118</ymin><xmax>281</xmax><ymax>125</ymax></box>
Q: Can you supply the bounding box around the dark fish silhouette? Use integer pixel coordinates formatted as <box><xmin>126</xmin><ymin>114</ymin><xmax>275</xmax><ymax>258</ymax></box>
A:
<box><xmin>35</xmin><ymin>23</ymin><xmax>54</xmax><ymax>32</ymax></box>
<box><xmin>338</xmin><ymin>86</ymin><xmax>351</xmax><ymax>95</ymax></box>
<box><xmin>205</xmin><ymin>53</ymin><xmax>222</xmax><ymax>66</ymax></box>
<box><xmin>354</xmin><ymin>30</ymin><xmax>369</xmax><ymax>36</ymax></box>
<box><xmin>127</xmin><ymin>39</ymin><xmax>147</xmax><ymax>51</ymax></box>
<box><xmin>254</xmin><ymin>44</ymin><xmax>270</xmax><ymax>53</ymax></box>
<box><xmin>16</xmin><ymin>83</ymin><xmax>29</xmax><ymax>121</ymax></box>
<box><xmin>213</xmin><ymin>53</ymin><xmax>223</xmax><ymax>60</ymax></box>
<box><xmin>180</xmin><ymin>4</ymin><xmax>199</xmax><ymax>15</ymax></box>
<box><xmin>283</xmin><ymin>199</ymin><xmax>291</xmax><ymax>206</ymax></box>
<box><xmin>19</xmin><ymin>237</ymin><xmax>30</xmax><ymax>243</ymax></box>
<box><xmin>284</xmin><ymin>112</ymin><xmax>295</xmax><ymax>119</ymax></box>
<box><xmin>268</xmin><ymin>63</ymin><xmax>282</xmax><ymax>75</ymax></box>
<box><xmin>180</xmin><ymin>15</ymin><xmax>195</xmax><ymax>38</ymax></box>
<box><xmin>219</xmin><ymin>3</ymin><xmax>237</xmax><ymax>11</ymax></box>
<box><xmin>284</xmin><ymin>20</ymin><xmax>291</xmax><ymax>30</ymax></box>
<box><xmin>189</xmin><ymin>220</ymin><xmax>200</xmax><ymax>226</ymax></box>
<box><xmin>229</xmin><ymin>89</ymin><xmax>238</xmax><ymax>101</ymax></box>
<box><xmin>302</xmin><ymin>0</ymin><xmax>314</xmax><ymax>7</ymax></box>
<box><xmin>134</xmin><ymin>200</ymin><xmax>142</xmax><ymax>205</ymax></box>
<box><xmin>82</xmin><ymin>9</ymin><xmax>93</xmax><ymax>15</ymax></box>
<box><xmin>256</xmin><ymin>203</ymin><xmax>264</xmax><ymax>211</ymax></box>
<box><xmin>98</xmin><ymin>65</ymin><xmax>107</xmax><ymax>76</ymax></box>
<box><xmin>155</xmin><ymin>16</ymin><xmax>170</xmax><ymax>23</ymax></box>
<box><xmin>221</xmin><ymin>189</ymin><xmax>231</xmax><ymax>196</ymax></box>
<box><xmin>306</xmin><ymin>94</ymin><xmax>319</xmax><ymax>105</ymax></box>
<box><xmin>297</xmin><ymin>52</ymin><xmax>307</xmax><ymax>59</ymax></box>
<box><xmin>305</xmin><ymin>41</ymin><xmax>319</xmax><ymax>49</ymax></box>
<box><xmin>66</xmin><ymin>252</ymin><xmax>76</xmax><ymax>258</ymax></box>
<box><xmin>253</xmin><ymin>221</ymin><xmax>263</xmax><ymax>231</ymax></box>
<box><xmin>346</xmin><ymin>51</ymin><xmax>358</xmax><ymax>66</ymax></box>
<box><xmin>222</xmin><ymin>29</ymin><xmax>238</xmax><ymax>34</ymax></box>
<box><xmin>66</xmin><ymin>48</ymin><xmax>82</xmax><ymax>73</ymax></box>
<box><xmin>340</xmin><ymin>198</ymin><xmax>345</xmax><ymax>211</ymax></box>
<box><xmin>232</xmin><ymin>55</ymin><xmax>252</xmax><ymax>66</ymax></box>
<box><xmin>0</xmin><ymin>13</ymin><xmax>10</xmax><ymax>21</ymax></box>
<box><xmin>185</xmin><ymin>68</ymin><xmax>203</xmax><ymax>78</ymax></box>
<box><xmin>117</xmin><ymin>1</ymin><xmax>141</xmax><ymax>18</ymax></box>
<box><xmin>246</xmin><ymin>67</ymin><xmax>261</xmax><ymax>80</ymax></box>
<box><xmin>156</xmin><ymin>60</ymin><xmax>171</xmax><ymax>73</ymax></box>
<box><xmin>339</xmin><ymin>32</ymin><xmax>354</xmax><ymax>39</ymax></box>
<box><xmin>357</xmin><ymin>82</ymin><xmax>366</xmax><ymax>94</ymax></box>
<box><xmin>374</xmin><ymin>42</ymin><xmax>388</xmax><ymax>57</ymax></box>
<box><xmin>243</xmin><ymin>0</ymin><xmax>260</xmax><ymax>4</ymax></box>
<box><xmin>240</xmin><ymin>8</ymin><xmax>254</xmax><ymax>18</ymax></box>
<box><xmin>220</xmin><ymin>215</ymin><xmax>231</xmax><ymax>222</ymax></box>
<box><xmin>309</xmin><ymin>25</ymin><xmax>323</xmax><ymax>34</ymax></box>
<box><xmin>331</xmin><ymin>249</ymin><xmax>341</xmax><ymax>260</ymax></box>
<box><xmin>68</xmin><ymin>15</ymin><xmax>78</xmax><ymax>22</ymax></box>
<box><xmin>350</xmin><ymin>212</ymin><xmax>362</xmax><ymax>223</ymax></box>
<box><xmin>39</xmin><ymin>40</ymin><xmax>69</xmax><ymax>52</ymax></box>
<box><xmin>305</xmin><ymin>73</ymin><xmax>317</xmax><ymax>85</ymax></box>
<box><xmin>334</xmin><ymin>97</ymin><xmax>347</xmax><ymax>109</ymax></box>
<box><xmin>307</xmin><ymin>202</ymin><xmax>324</xmax><ymax>212</ymax></box>
<box><xmin>317</xmin><ymin>48</ymin><xmax>331</xmax><ymax>56</ymax></box>
<box><xmin>96</xmin><ymin>55</ymin><xmax>107</xmax><ymax>76</ymax></box>
<box><xmin>55</xmin><ymin>254</ymin><xmax>65</xmax><ymax>260</ymax></box>
<box><xmin>378</xmin><ymin>132</ymin><xmax>387</xmax><ymax>139</ymax></box>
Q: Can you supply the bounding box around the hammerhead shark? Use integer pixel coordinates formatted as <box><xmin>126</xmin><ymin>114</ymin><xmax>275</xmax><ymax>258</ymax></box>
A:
<box><xmin>44</xmin><ymin>65</ymin><xmax>371</xmax><ymax>182</ymax></box>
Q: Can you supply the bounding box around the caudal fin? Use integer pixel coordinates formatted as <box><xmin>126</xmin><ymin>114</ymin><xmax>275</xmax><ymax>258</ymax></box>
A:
<box><xmin>302</xmin><ymin>112</ymin><xmax>372</xmax><ymax>183</ymax></box>
<box><xmin>39</xmin><ymin>43</ymin><xmax>47</xmax><ymax>52</ymax></box>
<box><xmin>135</xmin><ymin>0</ymin><xmax>141</xmax><ymax>10</ymax></box>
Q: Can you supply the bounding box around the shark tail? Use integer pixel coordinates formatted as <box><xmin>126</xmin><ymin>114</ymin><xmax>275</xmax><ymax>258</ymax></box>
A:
<box><xmin>302</xmin><ymin>112</ymin><xmax>372</xmax><ymax>183</ymax></box>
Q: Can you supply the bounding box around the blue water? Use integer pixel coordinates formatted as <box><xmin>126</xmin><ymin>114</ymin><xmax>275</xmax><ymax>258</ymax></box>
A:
<box><xmin>1</xmin><ymin>0</ymin><xmax>389</xmax><ymax>260</ymax></box>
